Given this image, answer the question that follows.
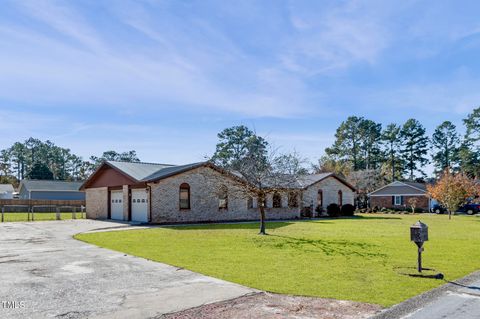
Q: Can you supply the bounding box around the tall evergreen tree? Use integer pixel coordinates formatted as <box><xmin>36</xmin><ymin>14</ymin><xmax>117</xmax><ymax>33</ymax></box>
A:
<box><xmin>326</xmin><ymin>116</ymin><xmax>364</xmax><ymax>170</ymax></box>
<box><xmin>27</xmin><ymin>162</ymin><xmax>54</xmax><ymax>180</ymax></box>
<box><xmin>400</xmin><ymin>119</ymin><xmax>429</xmax><ymax>180</ymax></box>
<box><xmin>359</xmin><ymin>119</ymin><xmax>383</xmax><ymax>169</ymax></box>
<box><xmin>381</xmin><ymin>123</ymin><xmax>404</xmax><ymax>181</ymax></box>
<box><xmin>211</xmin><ymin>125</ymin><xmax>268</xmax><ymax>171</ymax></box>
<box><xmin>461</xmin><ymin>107</ymin><xmax>480</xmax><ymax>177</ymax></box>
<box><xmin>431</xmin><ymin>121</ymin><xmax>460</xmax><ymax>172</ymax></box>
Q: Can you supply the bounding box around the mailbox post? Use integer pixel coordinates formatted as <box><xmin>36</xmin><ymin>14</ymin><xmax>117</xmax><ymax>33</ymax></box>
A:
<box><xmin>410</xmin><ymin>221</ymin><xmax>428</xmax><ymax>272</ymax></box>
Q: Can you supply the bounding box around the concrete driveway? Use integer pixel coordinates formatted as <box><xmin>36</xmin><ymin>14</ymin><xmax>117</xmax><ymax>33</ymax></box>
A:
<box><xmin>0</xmin><ymin>220</ymin><xmax>254</xmax><ymax>319</ymax></box>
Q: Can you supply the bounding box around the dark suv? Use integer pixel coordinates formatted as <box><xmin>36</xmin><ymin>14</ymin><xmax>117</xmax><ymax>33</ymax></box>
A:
<box><xmin>458</xmin><ymin>203</ymin><xmax>480</xmax><ymax>215</ymax></box>
<box><xmin>430</xmin><ymin>204</ymin><xmax>446</xmax><ymax>214</ymax></box>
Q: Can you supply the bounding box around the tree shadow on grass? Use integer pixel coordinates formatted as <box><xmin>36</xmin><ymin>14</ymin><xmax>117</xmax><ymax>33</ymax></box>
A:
<box><xmin>351</xmin><ymin>215</ymin><xmax>402</xmax><ymax>220</ymax></box>
<box><xmin>164</xmin><ymin>221</ymin><xmax>293</xmax><ymax>231</ymax></box>
<box><xmin>264</xmin><ymin>234</ymin><xmax>388</xmax><ymax>259</ymax></box>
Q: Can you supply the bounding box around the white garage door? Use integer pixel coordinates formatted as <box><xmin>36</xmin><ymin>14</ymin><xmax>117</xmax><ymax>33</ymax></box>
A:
<box><xmin>110</xmin><ymin>191</ymin><xmax>124</xmax><ymax>220</ymax></box>
<box><xmin>131</xmin><ymin>189</ymin><xmax>148</xmax><ymax>223</ymax></box>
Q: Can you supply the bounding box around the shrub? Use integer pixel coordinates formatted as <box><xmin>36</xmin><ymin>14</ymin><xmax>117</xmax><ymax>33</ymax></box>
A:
<box><xmin>327</xmin><ymin>203</ymin><xmax>341</xmax><ymax>217</ymax></box>
<box><xmin>301</xmin><ymin>206</ymin><xmax>313</xmax><ymax>218</ymax></box>
<box><xmin>315</xmin><ymin>205</ymin><xmax>324</xmax><ymax>217</ymax></box>
<box><xmin>341</xmin><ymin>204</ymin><xmax>355</xmax><ymax>216</ymax></box>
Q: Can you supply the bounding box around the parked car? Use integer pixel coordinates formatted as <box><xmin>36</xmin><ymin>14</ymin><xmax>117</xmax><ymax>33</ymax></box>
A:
<box><xmin>458</xmin><ymin>203</ymin><xmax>480</xmax><ymax>215</ymax></box>
<box><xmin>430</xmin><ymin>204</ymin><xmax>446</xmax><ymax>214</ymax></box>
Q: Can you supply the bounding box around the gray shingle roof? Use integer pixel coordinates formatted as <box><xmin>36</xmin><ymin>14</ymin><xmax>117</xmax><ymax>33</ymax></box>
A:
<box><xmin>142</xmin><ymin>162</ymin><xmax>206</xmax><ymax>182</ymax></box>
<box><xmin>0</xmin><ymin>184</ymin><xmax>14</xmax><ymax>193</ymax></box>
<box><xmin>107</xmin><ymin>161</ymin><xmax>175</xmax><ymax>181</ymax></box>
<box><xmin>403</xmin><ymin>181</ymin><xmax>427</xmax><ymax>191</ymax></box>
<box><xmin>20</xmin><ymin>180</ymin><xmax>84</xmax><ymax>192</ymax></box>
<box><xmin>100</xmin><ymin>161</ymin><xmax>355</xmax><ymax>191</ymax></box>
<box><xmin>297</xmin><ymin>173</ymin><xmax>334</xmax><ymax>188</ymax></box>
<box><xmin>369</xmin><ymin>181</ymin><xmax>427</xmax><ymax>196</ymax></box>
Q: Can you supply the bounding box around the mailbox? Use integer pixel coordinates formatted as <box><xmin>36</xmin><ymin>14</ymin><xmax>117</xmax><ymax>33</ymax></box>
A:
<box><xmin>410</xmin><ymin>221</ymin><xmax>428</xmax><ymax>244</ymax></box>
<box><xmin>410</xmin><ymin>221</ymin><xmax>428</xmax><ymax>272</ymax></box>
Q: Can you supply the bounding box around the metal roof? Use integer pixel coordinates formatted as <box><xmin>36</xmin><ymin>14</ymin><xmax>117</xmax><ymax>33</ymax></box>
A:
<box><xmin>0</xmin><ymin>184</ymin><xmax>14</xmax><ymax>193</ymax></box>
<box><xmin>20</xmin><ymin>180</ymin><xmax>84</xmax><ymax>192</ymax></box>
<box><xmin>107</xmin><ymin>161</ymin><xmax>175</xmax><ymax>181</ymax></box>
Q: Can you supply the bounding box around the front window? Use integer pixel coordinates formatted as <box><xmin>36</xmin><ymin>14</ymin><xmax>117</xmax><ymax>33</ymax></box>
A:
<box><xmin>247</xmin><ymin>196</ymin><xmax>254</xmax><ymax>209</ymax></box>
<box><xmin>179</xmin><ymin>183</ymin><xmax>190</xmax><ymax>209</ymax></box>
<box><xmin>394</xmin><ymin>195</ymin><xmax>402</xmax><ymax>205</ymax></box>
<box><xmin>273</xmin><ymin>193</ymin><xmax>282</xmax><ymax>208</ymax></box>
<box><xmin>219</xmin><ymin>185</ymin><xmax>228</xmax><ymax>210</ymax></box>
<box><xmin>288</xmin><ymin>192</ymin><xmax>299</xmax><ymax>208</ymax></box>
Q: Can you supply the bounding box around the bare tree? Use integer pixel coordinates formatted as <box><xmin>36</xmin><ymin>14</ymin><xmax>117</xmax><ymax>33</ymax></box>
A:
<box><xmin>210</xmin><ymin>126</ymin><xmax>306</xmax><ymax>235</ymax></box>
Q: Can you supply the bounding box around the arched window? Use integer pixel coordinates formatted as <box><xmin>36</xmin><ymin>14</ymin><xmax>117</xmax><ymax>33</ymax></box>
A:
<box><xmin>288</xmin><ymin>192</ymin><xmax>298</xmax><ymax>208</ymax></box>
<box><xmin>179</xmin><ymin>183</ymin><xmax>190</xmax><ymax>209</ymax></box>
<box><xmin>338</xmin><ymin>190</ymin><xmax>343</xmax><ymax>206</ymax></box>
<box><xmin>258</xmin><ymin>195</ymin><xmax>267</xmax><ymax>208</ymax></box>
<box><xmin>218</xmin><ymin>185</ymin><xmax>228</xmax><ymax>210</ymax></box>
<box><xmin>247</xmin><ymin>196</ymin><xmax>253</xmax><ymax>209</ymax></box>
<box><xmin>273</xmin><ymin>192</ymin><xmax>282</xmax><ymax>208</ymax></box>
<box><xmin>317</xmin><ymin>189</ymin><xmax>323</xmax><ymax>207</ymax></box>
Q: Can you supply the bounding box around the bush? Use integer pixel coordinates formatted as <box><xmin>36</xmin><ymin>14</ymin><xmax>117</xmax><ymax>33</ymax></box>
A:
<box><xmin>301</xmin><ymin>206</ymin><xmax>313</xmax><ymax>218</ymax></box>
<box><xmin>327</xmin><ymin>203</ymin><xmax>341</xmax><ymax>217</ymax></box>
<box><xmin>341</xmin><ymin>204</ymin><xmax>355</xmax><ymax>216</ymax></box>
<box><xmin>315</xmin><ymin>205</ymin><xmax>324</xmax><ymax>217</ymax></box>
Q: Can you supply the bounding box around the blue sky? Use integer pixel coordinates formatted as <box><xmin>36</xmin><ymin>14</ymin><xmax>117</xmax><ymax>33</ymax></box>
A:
<box><xmin>1</xmin><ymin>0</ymin><xmax>480</xmax><ymax>167</ymax></box>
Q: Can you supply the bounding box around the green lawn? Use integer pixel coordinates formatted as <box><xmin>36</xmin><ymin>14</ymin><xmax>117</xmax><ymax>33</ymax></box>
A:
<box><xmin>1</xmin><ymin>212</ymin><xmax>86</xmax><ymax>222</ymax></box>
<box><xmin>75</xmin><ymin>214</ymin><xmax>480</xmax><ymax>306</ymax></box>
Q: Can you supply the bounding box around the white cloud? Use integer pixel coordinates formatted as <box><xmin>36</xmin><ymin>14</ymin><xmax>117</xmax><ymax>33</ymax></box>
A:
<box><xmin>0</xmin><ymin>0</ymin><xmax>314</xmax><ymax>118</ymax></box>
<box><xmin>283</xmin><ymin>0</ymin><xmax>390</xmax><ymax>75</ymax></box>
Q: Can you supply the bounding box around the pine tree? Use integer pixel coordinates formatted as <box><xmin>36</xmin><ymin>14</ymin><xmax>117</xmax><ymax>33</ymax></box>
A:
<box><xmin>431</xmin><ymin>121</ymin><xmax>460</xmax><ymax>173</ymax></box>
<box><xmin>400</xmin><ymin>119</ymin><xmax>429</xmax><ymax>180</ymax></box>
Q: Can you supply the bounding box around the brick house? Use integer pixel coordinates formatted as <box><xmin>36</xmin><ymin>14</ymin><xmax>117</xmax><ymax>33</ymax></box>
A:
<box><xmin>368</xmin><ymin>181</ymin><xmax>430</xmax><ymax>211</ymax></box>
<box><xmin>81</xmin><ymin>161</ymin><xmax>355</xmax><ymax>223</ymax></box>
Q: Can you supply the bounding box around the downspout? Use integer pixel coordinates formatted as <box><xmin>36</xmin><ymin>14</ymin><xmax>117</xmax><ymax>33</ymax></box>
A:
<box><xmin>147</xmin><ymin>184</ymin><xmax>152</xmax><ymax>223</ymax></box>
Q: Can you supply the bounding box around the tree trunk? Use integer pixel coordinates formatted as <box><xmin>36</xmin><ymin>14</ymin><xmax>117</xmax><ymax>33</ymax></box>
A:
<box><xmin>259</xmin><ymin>205</ymin><xmax>266</xmax><ymax>235</ymax></box>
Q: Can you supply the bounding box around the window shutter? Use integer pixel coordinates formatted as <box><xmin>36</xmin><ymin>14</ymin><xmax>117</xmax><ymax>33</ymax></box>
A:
<box><xmin>401</xmin><ymin>196</ymin><xmax>404</xmax><ymax>205</ymax></box>
<box><xmin>392</xmin><ymin>196</ymin><xmax>395</xmax><ymax>205</ymax></box>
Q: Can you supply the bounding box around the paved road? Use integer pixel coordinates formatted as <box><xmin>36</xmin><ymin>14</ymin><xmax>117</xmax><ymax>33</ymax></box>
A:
<box><xmin>372</xmin><ymin>272</ymin><xmax>480</xmax><ymax>319</ymax></box>
<box><xmin>404</xmin><ymin>280</ymin><xmax>480</xmax><ymax>319</ymax></box>
<box><xmin>0</xmin><ymin>220</ymin><xmax>254</xmax><ymax>319</ymax></box>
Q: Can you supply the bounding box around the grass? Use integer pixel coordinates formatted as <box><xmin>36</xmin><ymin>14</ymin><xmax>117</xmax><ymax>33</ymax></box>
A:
<box><xmin>1</xmin><ymin>212</ymin><xmax>86</xmax><ymax>222</ymax></box>
<box><xmin>75</xmin><ymin>214</ymin><xmax>480</xmax><ymax>306</ymax></box>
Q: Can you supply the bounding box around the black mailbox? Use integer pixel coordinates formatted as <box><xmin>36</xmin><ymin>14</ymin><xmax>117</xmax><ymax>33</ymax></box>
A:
<box><xmin>410</xmin><ymin>220</ymin><xmax>428</xmax><ymax>244</ymax></box>
<box><xmin>410</xmin><ymin>221</ymin><xmax>428</xmax><ymax>272</ymax></box>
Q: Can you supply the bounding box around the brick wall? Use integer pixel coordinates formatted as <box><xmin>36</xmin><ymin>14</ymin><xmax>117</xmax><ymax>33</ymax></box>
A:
<box><xmin>85</xmin><ymin>187</ymin><xmax>108</xmax><ymax>219</ymax></box>
<box><xmin>149</xmin><ymin>166</ymin><xmax>300</xmax><ymax>223</ymax></box>
<box><xmin>302</xmin><ymin>178</ymin><xmax>355</xmax><ymax>210</ymax></box>
<box><xmin>370</xmin><ymin>195</ymin><xmax>429</xmax><ymax>210</ymax></box>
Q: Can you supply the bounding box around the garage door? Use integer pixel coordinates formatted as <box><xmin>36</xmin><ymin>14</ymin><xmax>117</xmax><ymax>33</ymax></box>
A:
<box><xmin>110</xmin><ymin>191</ymin><xmax>124</xmax><ymax>220</ymax></box>
<box><xmin>131</xmin><ymin>189</ymin><xmax>148</xmax><ymax>223</ymax></box>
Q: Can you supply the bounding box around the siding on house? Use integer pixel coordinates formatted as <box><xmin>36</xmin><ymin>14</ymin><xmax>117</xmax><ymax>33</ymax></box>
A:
<box><xmin>18</xmin><ymin>180</ymin><xmax>85</xmax><ymax>200</ymax></box>
<box><xmin>0</xmin><ymin>184</ymin><xmax>14</xmax><ymax>199</ymax></box>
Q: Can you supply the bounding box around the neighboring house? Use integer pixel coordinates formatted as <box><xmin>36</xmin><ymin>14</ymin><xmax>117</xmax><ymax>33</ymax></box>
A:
<box><xmin>18</xmin><ymin>180</ymin><xmax>85</xmax><ymax>200</ymax></box>
<box><xmin>0</xmin><ymin>184</ymin><xmax>14</xmax><ymax>199</ymax></box>
<box><xmin>81</xmin><ymin>161</ymin><xmax>356</xmax><ymax>223</ymax></box>
<box><xmin>368</xmin><ymin>181</ymin><xmax>430</xmax><ymax>211</ymax></box>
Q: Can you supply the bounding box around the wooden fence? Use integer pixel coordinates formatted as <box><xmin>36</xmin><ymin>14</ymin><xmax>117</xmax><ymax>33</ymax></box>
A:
<box><xmin>0</xmin><ymin>199</ymin><xmax>86</xmax><ymax>222</ymax></box>
<box><xmin>0</xmin><ymin>199</ymin><xmax>85</xmax><ymax>207</ymax></box>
